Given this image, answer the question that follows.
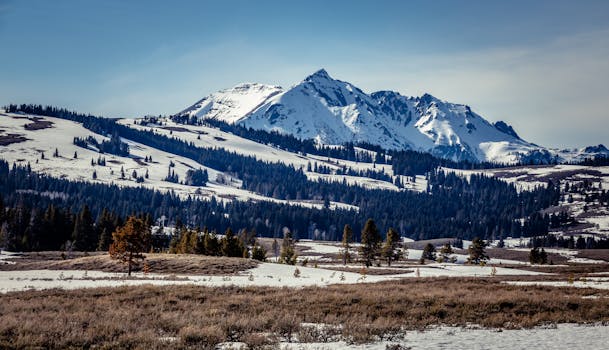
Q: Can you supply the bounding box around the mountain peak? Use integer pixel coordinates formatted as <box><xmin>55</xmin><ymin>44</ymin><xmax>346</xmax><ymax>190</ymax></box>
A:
<box><xmin>305</xmin><ymin>68</ymin><xmax>332</xmax><ymax>81</ymax></box>
<box><xmin>418</xmin><ymin>93</ymin><xmax>439</xmax><ymax>105</ymax></box>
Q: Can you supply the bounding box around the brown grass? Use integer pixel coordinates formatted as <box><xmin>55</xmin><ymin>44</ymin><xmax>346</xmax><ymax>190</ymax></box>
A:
<box><xmin>322</xmin><ymin>266</ymin><xmax>414</xmax><ymax>275</ymax></box>
<box><xmin>0</xmin><ymin>252</ymin><xmax>257</xmax><ymax>275</ymax></box>
<box><xmin>1</xmin><ymin>279</ymin><xmax>609</xmax><ymax>349</ymax></box>
<box><xmin>577</xmin><ymin>250</ymin><xmax>609</xmax><ymax>262</ymax></box>
<box><xmin>499</xmin><ymin>263</ymin><xmax>609</xmax><ymax>275</ymax></box>
<box><xmin>485</xmin><ymin>248</ymin><xmax>569</xmax><ymax>264</ymax></box>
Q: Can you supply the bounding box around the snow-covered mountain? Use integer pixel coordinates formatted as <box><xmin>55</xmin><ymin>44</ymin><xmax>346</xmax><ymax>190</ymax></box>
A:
<box><xmin>179</xmin><ymin>69</ymin><xmax>608</xmax><ymax>164</ymax></box>
<box><xmin>178</xmin><ymin>83</ymin><xmax>282</xmax><ymax>124</ymax></box>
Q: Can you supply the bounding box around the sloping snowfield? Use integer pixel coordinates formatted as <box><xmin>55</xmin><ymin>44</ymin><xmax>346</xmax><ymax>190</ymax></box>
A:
<box><xmin>119</xmin><ymin>117</ymin><xmax>427</xmax><ymax>193</ymax></box>
<box><xmin>0</xmin><ymin>114</ymin><xmax>355</xmax><ymax>210</ymax></box>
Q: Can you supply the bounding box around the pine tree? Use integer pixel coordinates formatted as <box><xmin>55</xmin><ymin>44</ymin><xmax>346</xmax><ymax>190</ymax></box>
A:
<box><xmin>540</xmin><ymin>248</ymin><xmax>548</xmax><ymax>264</ymax></box>
<box><xmin>251</xmin><ymin>241</ymin><xmax>267</xmax><ymax>261</ymax></box>
<box><xmin>497</xmin><ymin>237</ymin><xmax>505</xmax><ymax>248</ymax></box>
<box><xmin>178</xmin><ymin>227</ymin><xmax>196</xmax><ymax>254</ymax></box>
<box><xmin>422</xmin><ymin>243</ymin><xmax>436</xmax><ymax>262</ymax></box>
<box><xmin>340</xmin><ymin>224</ymin><xmax>353</xmax><ymax>265</ymax></box>
<box><xmin>221</xmin><ymin>228</ymin><xmax>244</xmax><ymax>257</ymax></box>
<box><xmin>109</xmin><ymin>216</ymin><xmax>150</xmax><ymax>276</ymax></box>
<box><xmin>529</xmin><ymin>247</ymin><xmax>548</xmax><ymax>264</ymax></box>
<box><xmin>72</xmin><ymin>205</ymin><xmax>96</xmax><ymax>251</ymax></box>
<box><xmin>272</xmin><ymin>238</ymin><xmax>280</xmax><ymax>262</ymax></box>
<box><xmin>467</xmin><ymin>238</ymin><xmax>489</xmax><ymax>265</ymax></box>
<box><xmin>279</xmin><ymin>229</ymin><xmax>297</xmax><ymax>265</ymax></box>
<box><xmin>437</xmin><ymin>243</ymin><xmax>456</xmax><ymax>263</ymax></box>
<box><xmin>95</xmin><ymin>209</ymin><xmax>117</xmax><ymax>251</ymax></box>
<box><xmin>204</xmin><ymin>229</ymin><xmax>221</xmax><ymax>256</ymax></box>
<box><xmin>382</xmin><ymin>227</ymin><xmax>400</xmax><ymax>266</ymax></box>
<box><xmin>359</xmin><ymin>219</ymin><xmax>381</xmax><ymax>267</ymax></box>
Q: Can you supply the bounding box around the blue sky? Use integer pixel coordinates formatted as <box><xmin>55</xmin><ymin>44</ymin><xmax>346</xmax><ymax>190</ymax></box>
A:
<box><xmin>1</xmin><ymin>0</ymin><xmax>608</xmax><ymax>148</ymax></box>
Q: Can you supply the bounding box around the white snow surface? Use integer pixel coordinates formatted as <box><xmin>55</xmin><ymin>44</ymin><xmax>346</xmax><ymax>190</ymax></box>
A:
<box><xmin>178</xmin><ymin>83</ymin><xmax>283</xmax><ymax>124</ymax></box>
<box><xmin>271</xmin><ymin>324</ymin><xmax>609</xmax><ymax>350</ymax></box>
<box><xmin>504</xmin><ymin>278</ymin><xmax>609</xmax><ymax>290</ymax></box>
<box><xmin>0</xmin><ymin>114</ymin><xmax>361</xmax><ymax>210</ymax></box>
<box><xmin>0</xmin><ymin>260</ymin><xmax>544</xmax><ymax>293</ymax></box>
<box><xmin>119</xmin><ymin>117</ymin><xmax>424</xmax><ymax>194</ymax></box>
<box><xmin>178</xmin><ymin>69</ymin><xmax>609</xmax><ymax>164</ymax></box>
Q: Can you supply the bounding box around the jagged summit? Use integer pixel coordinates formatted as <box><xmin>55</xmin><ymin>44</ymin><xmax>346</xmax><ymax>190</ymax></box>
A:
<box><xmin>177</xmin><ymin>69</ymin><xmax>605</xmax><ymax>164</ymax></box>
<box><xmin>305</xmin><ymin>68</ymin><xmax>332</xmax><ymax>81</ymax></box>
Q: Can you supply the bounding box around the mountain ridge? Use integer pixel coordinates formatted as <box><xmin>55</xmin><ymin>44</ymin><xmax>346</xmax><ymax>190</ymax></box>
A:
<box><xmin>180</xmin><ymin>69</ymin><xmax>608</xmax><ymax>164</ymax></box>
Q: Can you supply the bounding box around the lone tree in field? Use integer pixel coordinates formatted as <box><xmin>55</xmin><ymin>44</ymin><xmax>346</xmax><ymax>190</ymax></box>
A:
<box><xmin>272</xmin><ymin>238</ymin><xmax>280</xmax><ymax>262</ymax></box>
<box><xmin>251</xmin><ymin>240</ymin><xmax>267</xmax><ymax>261</ymax></box>
<box><xmin>437</xmin><ymin>243</ymin><xmax>456</xmax><ymax>263</ymax></box>
<box><xmin>340</xmin><ymin>224</ymin><xmax>353</xmax><ymax>265</ymax></box>
<box><xmin>360</xmin><ymin>218</ymin><xmax>381</xmax><ymax>267</ymax></box>
<box><xmin>382</xmin><ymin>227</ymin><xmax>401</xmax><ymax>266</ymax></box>
<box><xmin>279</xmin><ymin>228</ymin><xmax>297</xmax><ymax>265</ymax></box>
<box><xmin>109</xmin><ymin>216</ymin><xmax>151</xmax><ymax>276</ymax></box>
<box><xmin>421</xmin><ymin>243</ymin><xmax>436</xmax><ymax>263</ymax></box>
<box><xmin>467</xmin><ymin>237</ymin><xmax>489</xmax><ymax>265</ymax></box>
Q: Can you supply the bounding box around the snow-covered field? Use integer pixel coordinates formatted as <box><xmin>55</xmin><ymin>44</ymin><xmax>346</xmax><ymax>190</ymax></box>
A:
<box><xmin>504</xmin><ymin>277</ymin><xmax>609</xmax><ymax>290</ymax></box>
<box><xmin>0</xmin><ymin>260</ymin><xmax>547</xmax><ymax>294</ymax></box>
<box><xmin>267</xmin><ymin>324</ymin><xmax>609</xmax><ymax>350</ymax></box>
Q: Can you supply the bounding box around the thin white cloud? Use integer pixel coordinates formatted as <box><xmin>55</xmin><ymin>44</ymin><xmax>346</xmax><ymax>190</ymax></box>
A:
<box><xmin>94</xmin><ymin>28</ymin><xmax>609</xmax><ymax>148</ymax></box>
<box><xmin>337</xmin><ymin>28</ymin><xmax>609</xmax><ymax>148</ymax></box>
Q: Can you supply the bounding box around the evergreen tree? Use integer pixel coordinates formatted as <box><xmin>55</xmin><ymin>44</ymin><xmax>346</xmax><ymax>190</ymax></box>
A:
<box><xmin>340</xmin><ymin>224</ymin><xmax>353</xmax><ymax>265</ymax></box>
<box><xmin>221</xmin><ymin>228</ymin><xmax>244</xmax><ymax>257</ymax></box>
<box><xmin>251</xmin><ymin>241</ymin><xmax>267</xmax><ymax>261</ymax></box>
<box><xmin>529</xmin><ymin>247</ymin><xmax>548</xmax><ymax>264</ymax></box>
<box><xmin>72</xmin><ymin>205</ymin><xmax>96</xmax><ymax>251</ymax></box>
<box><xmin>359</xmin><ymin>219</ymin><xmax>381</xmax><ymax>267</ymax></box>
<box><xmin>178</xmin><ymin>227</ymin><xmax>197</xmax><ymax>254</ymax></box>
<box><xmin>382</xmin><ymin>227</ymin><xmax>400</xmax><ymax>266</ymax></box>
<box><xmin>437</xmin><ymin>243</ymin><xmax>456</xmax><ymax>263</ymax></box>
<box><xmin>422</xmin><ymin>243</ymin><xmax>437</xmax><ymax>262</ymax></box>
<box><xmin>96</xmin><ymin>208</ymin><xmax>117</xmax><ymax>251</ymax></box>
<box><xmin>467</xmin><ymin>237</ymin><xmax>489</xmax><ymax>265</ymax></box>
<box><xmin>204</xmin><ymin>229</ymin><xmax>221</xmax><ymax>256</ymax></box>
<box><xmin>497</xmin><ymin>237</ymin><xmax>505</xmax><ymax>248</ymax></box>
<box><xmin>42</xmin><ymin>204</ymin><xmax>71</xmax><ymax>250</ymax></box>
<box><xmin>272</xmin><ymin>238</ymin><xmax>280</xmax><ymax>262</ymax></box>
<box><xmin>279</xmin><ymin>229</ymin><xmax>297</xmax><ymax>265</ymax></box>
<box><xmin>109</xmin><ymin>216</ymin><xmax>150</xmax><ymax>276</ymax></box>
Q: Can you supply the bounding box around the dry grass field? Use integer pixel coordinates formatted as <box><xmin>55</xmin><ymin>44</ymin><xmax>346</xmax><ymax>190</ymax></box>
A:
<box><xmin>1</xmin><ymin>278</ymin><xmax>609</xmax><ymax>349</ymax></box>
<box><xmin>0</xmin><ymin>252</ymin><xmax>258</xmax><ymax>275</ymax></box>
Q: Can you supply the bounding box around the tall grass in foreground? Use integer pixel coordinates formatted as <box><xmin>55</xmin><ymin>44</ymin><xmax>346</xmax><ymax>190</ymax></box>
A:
<box><xmin>1</xmin><ymin>278</ymin><xmax>608</xmax><ymax>349</ymax></box>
